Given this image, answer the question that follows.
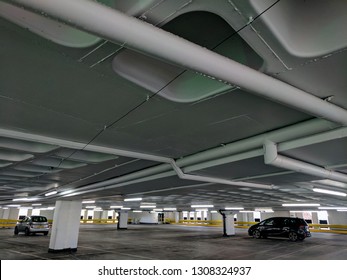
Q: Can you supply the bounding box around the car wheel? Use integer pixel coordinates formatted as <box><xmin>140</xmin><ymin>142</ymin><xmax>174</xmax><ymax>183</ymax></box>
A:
<box><xmin>24</xmin><ymin>228</ymin><xmax>30</xmax><ymax>236</ymax></box>
<box><xmin>288</xmin><ymin>231</ymin><xmax>298</xmax><ymax>242</ymax></box>
<box><xmin>253</xmin><ymin>230</ymin><xmax>261</xmax><ymax>239</ymax></box>
<box><xmin>14</xmin><ymin>227</ymin><xmax>19</xmax><ymax>235</ymax></box>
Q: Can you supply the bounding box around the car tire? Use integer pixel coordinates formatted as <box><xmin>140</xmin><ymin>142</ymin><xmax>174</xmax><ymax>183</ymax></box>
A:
<box><xmin>14</xmin><ymin>227</ymin><xmax>19</xmax><ymax>235</ymax></box>
<box><xmin>253</xmin><ymin>230</ymin><xmax>261</xmax><ymax>239</ymax></box>
<box><xmin>24</xmin><ymin>228</ymin><xmax>30</xmax><ymax>236</ymax></box>
<box><xmin>288</xmin><ymin>231</ymin><xmax>298</xmax><ymax>242</ymax></box>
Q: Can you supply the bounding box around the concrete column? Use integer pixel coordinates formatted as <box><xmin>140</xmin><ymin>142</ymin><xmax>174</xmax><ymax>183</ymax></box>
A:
<box><xmin>311</xmin><ymin>212</ymin><xmax>319</xmax><ymax>224</ymax></box>
<box><xmin>83</xmin><ymin>209</ymin><xmax>88</xmax><ymax>220</ymax></box>
<box><xmin>3</xmin><ymin>208</ymin><xmax>19</xmax><ymax>219</ymax></box>
<box><xmin>219</xmin><ymin>210</ymin><xmax>235</xmax><ymax>236</ymax></box>
<box><xmin>93</xmin><ymin>210</ymin><xmax>102</xmax><ymax>220</ymax></box>
<box><xmin>48</xmin><ymin>200</ymin><xmax>82</xmax><ymax>253</ymax></box>
<box><xmin>27</xmin><ymin>209</ymin><xmax>33</xmax><ymax>216</ymax></box>
<box><xmin>0</xmin><ymin>208</ymin><xmax>4</xmax><ymax>218</ymax></box>
<box><xmin>101</xmin><ymin>211</ymin><xmax>108</xmax><ymax>220</ymax></box>
<box><xmin>327</xmin><ymin>211</ymin><xmax>347</xmax><ymax>224</ymax></box>
<box><xmin>179</xmin><ymin>211</ymin><xmax>184</xmax><ymax>221</ymax></box>
<box><xmin>117</xmin><ymin>211</ymin><xmax>128</xmax><ymax>229</ymax></box>
<box><xmin>174</xmin><ymin>212</ymin><xmax>179</xmax><ymax>223</ymax></box>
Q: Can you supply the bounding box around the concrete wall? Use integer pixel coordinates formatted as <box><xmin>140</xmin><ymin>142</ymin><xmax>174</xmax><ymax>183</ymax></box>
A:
<box><xmin>327</xmin><ymin>211</ymin><xmax>347</xmax><ymax>224</ymax></box>
<box><xmin>128</xmin><ymin>212</ymin><xmax>158</xmax><ymax>224</ymax></box>
<box><xmin>40</xmin><ymin>210</ymin><xmax>54</xmax><ymax>220</ymax></box>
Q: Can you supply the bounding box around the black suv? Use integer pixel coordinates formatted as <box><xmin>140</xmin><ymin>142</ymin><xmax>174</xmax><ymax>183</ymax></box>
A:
<box><xmin>248</xmin><ymin>217</ymin><xmax>311</xmax><ymax>241</ymax></box>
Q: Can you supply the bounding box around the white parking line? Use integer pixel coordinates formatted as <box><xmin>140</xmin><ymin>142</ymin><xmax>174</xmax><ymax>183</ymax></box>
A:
<box><xmin>6</xmin><ymin>249</ymin><xmax>50</xmax><ymax>260</ymax></box>
<box><xmin>78</xmin><ymin>245</ymin><xmax>156</xmax><ymax>260</ymax></box>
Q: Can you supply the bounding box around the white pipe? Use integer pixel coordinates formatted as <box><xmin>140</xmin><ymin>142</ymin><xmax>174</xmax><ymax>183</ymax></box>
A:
<box><xmin>9</xmin><ymin>0</ymin><xmax>347</xmax><ymax>125</ymax></box>
<box><xmin>264</xmin><ymin>141</ymin><xmax>347</xmax><ymax>184</ymax></box>
<box><xmin>278</xmin><ymin>127</ymin><xmax>347</xmax><ymax>152</ymax></box>
<box><xmin>170</xmin><ymin>159</ymin><xmax>274</xmax><ymax>189</ymax></box>
<box><xmin>0</xmin><ymin>128</ymin><xmax>172</xmax><ymax>163</ymax></box>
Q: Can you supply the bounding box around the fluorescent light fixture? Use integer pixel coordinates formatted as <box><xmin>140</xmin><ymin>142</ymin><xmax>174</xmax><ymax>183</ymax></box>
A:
<box><xmin>94</xmin><ymin>207</ymin><xmax>103</xmax><ymax>211</ymax></box>
<box><xmin>32</xmin><ymin>203</ymin><xmax>42</xmax><ymax>206</ymax></box>
<box><xmin>140</xmin><ymin>205</ymin><xmax>156</xmax><ymax>208</ymax></box>
<box><xmin>7</xmin><ymin>204</ymin><xmax>21</xmax><ymax>207</ymax></box>
<box><xmin>313</xmin><ymin>188</ymin><xmax>346</xmax><ymax>197</ymax></box>
<box><xmin>141</xmin><ymin>202</ymin><xmax>156</xmax><ymax>205</ymax></box>
<box><xmin>47</xmin><ymin>207</ymin><xmax>55</xmax><ymax>210</ymax></box>
<box><xmin>60</xmin><ymin>190</ymin><xmax>73</xmax><ymax>195</ymax></box>
<box><xmin>110</xmin><ymin>205</ymin><xmax>123</xmax><ymax>209</ymax></box>
<box><xmin>225</xmin><ymin>207</ymin><xmax>244</xmax><ymax>210</ymax></box>
<box><xmin>121</xmin><ymin>207</ymin><xmax>131</xmax><ymax>210</ymax></box>
<box><xmin>63</xmin><ymin>192</ymin><xmax>79</xmax><ymax>197</ymax></box>
<box><xmin>163</xmin><ymin>208</ymin><xmax>176</xmax><ymax>211</ymax></box>
<box><xmin>124</xmin><ymin>197</ymin><xmax>142</xmax><ymax>202</ymax></box>
<box><xmin>191</xmin><ymin>205</ymin><xmax>214</xmax><ymax>208</ymax></box>
<box><xmin>12</xmin><ymin>197</ymin><xmax>37</xmax><ymax>202</ymax></box>
<box><xmin>240</xmin><ymin>210</ymin><xmax>254</xmax><ymax>213</ymax></box>
<box><xmin>210</xmin><ymin>210</ymin><xmax>218</xmax><ymax>213</ymax></box>
<box><xmin>133</xmin><ymin>210</ymin><xmax>142</xmax><ymax>213</ymax></box>
<box><xmin>337</xmin><ymin>210</ymin><xmax>347</xmax><ymax>212</ymax></box>
<box><xmin>85</xmin><ymin>206</ymin><xmax>96</xmax><ymax>209</ymax></box>
<box><xmin>45</xmin><ymin>190</ymin><xmax>57</xmax><ymax>197</ymax></box>
<box><xmin>82</xmin><ymin>200</ymin><xmax>95</xmax><ymax>204</ymax></box>
<box><xmin>153</xmin><ymin>208</ymin><xmax>163</xmax><ymax>212</ymax></box>
<box><xmin>319</xmin><ymin>207</ymin><xmax>347</xmax><ymax>210</ymax></box>
<box><xmin>282</xmin><ymin>203</ymin><xmax>320</xmax><ymax>207</ymax></box>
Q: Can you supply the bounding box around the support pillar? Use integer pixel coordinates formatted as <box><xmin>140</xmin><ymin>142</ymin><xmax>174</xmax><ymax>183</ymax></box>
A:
<box><xmin>219</xmin><ymin>210</ymin><xmax>236</xmax><ymax>236</ymax></box>
<box><xmin>117</xmin><ymin>211</ymin><xmax>128</xmax><ymax>229</ymax></box>
<box><xmin>174</xmin><ymin>212</ymin><xmax>179</xmax><ymax>223</ymax></box>
<box><xmin>48</xmin><ymin>200</ymin><xmax>82</xmax><ymax>253</ymax></box>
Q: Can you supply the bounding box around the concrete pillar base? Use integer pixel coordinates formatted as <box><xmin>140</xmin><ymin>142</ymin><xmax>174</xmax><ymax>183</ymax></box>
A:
<box><xmin>48</xmin><ymin>248</ymin><xmax>77</xmax><ymax>253</ymax></box>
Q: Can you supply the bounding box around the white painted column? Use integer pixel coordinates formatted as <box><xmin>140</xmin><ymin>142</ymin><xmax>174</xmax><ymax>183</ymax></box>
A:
<box><xmin>174</xmin><ymin>212</ymin><xmax>179</xmax><ymax>223</ymax></box>
<box><xmin>101</xmin><ymin>210</ymin><xmax>108</xmax><ymax>220</ymax></box>
<box><xmin>0</xmin><ymin>208</ymin><xmax>4</xmax><ymax>218</ymax></box>
<box><xmin>311</xmin><ymin>212</ymin><xmax>319</xmax><ymax>224</ymax></box>
<box><xmin>3</xmin><ymin>208</ymin><xmax>19</xmax><ymax>219</ymax></box>
<box><xmin>219</xmin><ymin>210</ymin><xmax>235</xmax><ymax>236</ymax></box>
<box><xmin>117</xmin><ymin>211</ymin><xmax>128</xmax><ymax>229</ymax></box>
<box><xmin>48</xmin><ymin>200</ymin><xmax>82</xmax><ymax>253</ymax></box>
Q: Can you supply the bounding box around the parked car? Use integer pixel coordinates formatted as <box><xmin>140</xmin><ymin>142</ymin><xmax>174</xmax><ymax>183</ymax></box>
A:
<box><xmin>248</xmin><ymin>217</ymin><xmax>311</xmax><ymax>241</ymax></box>
<box><xmin>14</xmin><ymin>215</ymin><xmax>49</xmax><ymax>236</ymax></box>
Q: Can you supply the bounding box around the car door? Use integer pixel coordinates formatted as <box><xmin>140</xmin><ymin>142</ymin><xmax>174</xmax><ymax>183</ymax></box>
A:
<box><xmin>17</xmin><ymin>217</ymin><xmax>28</xmax><ymax>231</ymax></box>
<box><xmin>264</xmin><ymin>218</ymin><xmax>283</xmax><ymax>237</ymax></box>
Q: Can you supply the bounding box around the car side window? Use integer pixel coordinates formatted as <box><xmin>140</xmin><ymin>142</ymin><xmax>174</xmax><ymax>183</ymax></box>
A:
<box><xmin>264</xmin><ymin>218</ymin><xmax>274</xmax><ymax>225</ymax></box>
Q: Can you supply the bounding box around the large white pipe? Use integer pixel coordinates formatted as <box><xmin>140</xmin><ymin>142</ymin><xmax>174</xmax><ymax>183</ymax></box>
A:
<box><xmin>9</xmin><ymin>0</ymin><xmax>347</xmax><ymax>125</ymax></box>
<box><xmin>264</xmin><ymin>141</ymin><xmax>347</xmax><ymax>184</ymax></box>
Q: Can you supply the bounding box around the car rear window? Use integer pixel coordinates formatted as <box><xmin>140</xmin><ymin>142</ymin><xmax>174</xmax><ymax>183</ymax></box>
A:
<box><xmin>31</xmin><ymin>216</ymin><xmax>47</xmax><ymax>222</ymax></box>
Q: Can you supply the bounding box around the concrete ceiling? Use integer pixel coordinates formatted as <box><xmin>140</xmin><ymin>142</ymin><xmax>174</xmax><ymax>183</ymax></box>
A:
<box><xmin>1</xmin><ymin>0</ymin><xmax>347</xmax><ymax>213</ymax></box>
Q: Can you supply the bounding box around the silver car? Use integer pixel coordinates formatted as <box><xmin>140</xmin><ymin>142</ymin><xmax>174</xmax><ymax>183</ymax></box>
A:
<box><xmin>14</xmin><ymin>215</ymin><xmax>49</xmax><ymax>236</ymax></box>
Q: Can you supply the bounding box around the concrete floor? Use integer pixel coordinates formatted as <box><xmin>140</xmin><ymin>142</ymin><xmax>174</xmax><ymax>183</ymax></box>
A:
<box><xmin>1</xmin><ymin>224</ymin><xmax>347</xmax><ymax>260</ymax></box>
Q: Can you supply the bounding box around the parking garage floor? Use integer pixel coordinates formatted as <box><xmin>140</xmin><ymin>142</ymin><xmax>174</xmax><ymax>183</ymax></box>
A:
<box><xmin>1</xmin><ymin>224</ymin><xmax>347</xmax><ymax>260</ymax></box>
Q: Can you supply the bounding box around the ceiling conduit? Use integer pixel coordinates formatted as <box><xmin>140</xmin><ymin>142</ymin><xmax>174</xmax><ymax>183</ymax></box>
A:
<box><xmin>264</xmin><ymin>140</ymin><xmax>347</xmax><ymax>184</ymax></box>
<box><xmin>9</xmin><ymin>0</ymin><xmax>347</xmax><ymax>126</ymax></box>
